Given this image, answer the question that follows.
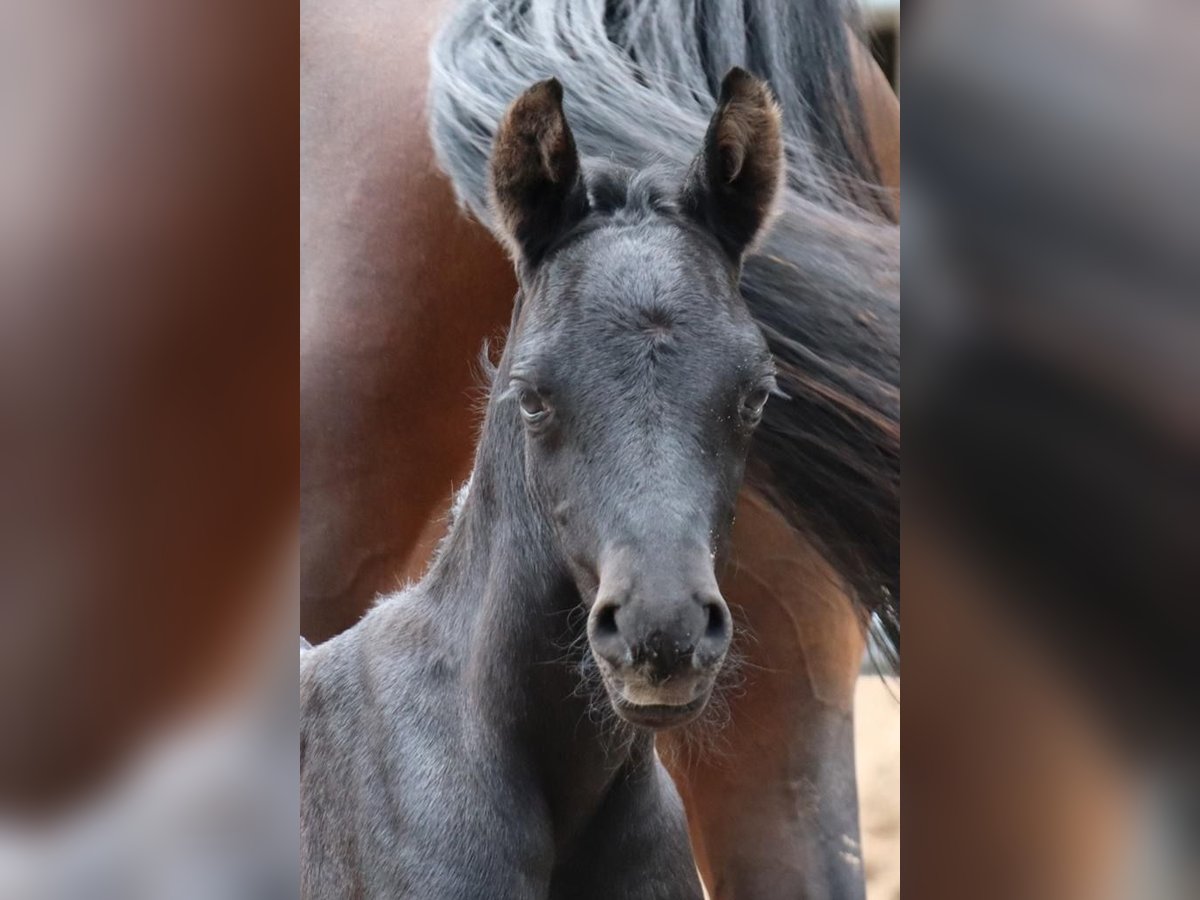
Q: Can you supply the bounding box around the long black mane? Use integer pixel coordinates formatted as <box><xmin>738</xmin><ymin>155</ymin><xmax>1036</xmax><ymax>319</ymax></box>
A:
<box><xmin>429</xmin><ymin>0</ymin><xmax>900</xmax><ymax>657</ymax></box>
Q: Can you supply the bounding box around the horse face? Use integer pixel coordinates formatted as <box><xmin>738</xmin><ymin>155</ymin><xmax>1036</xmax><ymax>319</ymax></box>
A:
<box><xmin>490</xmin><ymin>70</ymin><xmax>782</xmax><ymax>728</ymax></box>
<box><xmin>512</xmin><ymin>228</ymin><xmax>774</xmax><ymax>726</ymax></box>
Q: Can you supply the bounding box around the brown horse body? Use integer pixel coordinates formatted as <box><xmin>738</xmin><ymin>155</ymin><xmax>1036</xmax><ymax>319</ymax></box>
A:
<box><xmin>301</xmin><ymin>1</ymin><xmax>898</xmax><ymax>895</ymax></box>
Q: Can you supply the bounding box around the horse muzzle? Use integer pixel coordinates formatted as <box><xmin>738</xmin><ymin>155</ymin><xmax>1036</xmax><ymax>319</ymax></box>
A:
<box><xmin>585</xmin><ymin>567</ymin><xmax>732</xmax><ymax>728</ymax></box>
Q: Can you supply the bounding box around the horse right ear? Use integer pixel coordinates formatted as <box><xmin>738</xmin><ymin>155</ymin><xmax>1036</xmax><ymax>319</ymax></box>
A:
<box><xmin>488</xmin><ymin>79</ymin><xmax>589</xmax><ymax>269</ymax></box>
<box><xmin>682</xmin><ymin>68</ymin><xmax>785</xmax><ymax>262</ymax></box>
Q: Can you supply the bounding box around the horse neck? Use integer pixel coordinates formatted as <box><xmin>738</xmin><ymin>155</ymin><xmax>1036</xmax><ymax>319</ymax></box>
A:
<box><xmin>424</xmin><ymin>382</ymin><xmax>649</xmax><ymax>825</ymax></box>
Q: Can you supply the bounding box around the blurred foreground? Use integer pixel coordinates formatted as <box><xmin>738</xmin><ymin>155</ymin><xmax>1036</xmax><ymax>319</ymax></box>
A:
<box><xmin>905</xmin><ymin>0</ymin><xmax>1199</xmax><ymax>896</ymax></box>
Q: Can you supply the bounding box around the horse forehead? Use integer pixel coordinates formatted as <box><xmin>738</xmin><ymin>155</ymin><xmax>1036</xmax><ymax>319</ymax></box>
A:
<box><xmin>570</xmin><ymin>226</ymin><xmax>720</xmax><ymax>308</ymax></box>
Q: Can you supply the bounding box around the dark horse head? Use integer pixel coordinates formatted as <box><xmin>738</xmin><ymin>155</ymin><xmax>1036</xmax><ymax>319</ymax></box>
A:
<box><xmin>488</xmin><ymin>70</ymin><xmax>783</xmax><ymax>729</ymax></box>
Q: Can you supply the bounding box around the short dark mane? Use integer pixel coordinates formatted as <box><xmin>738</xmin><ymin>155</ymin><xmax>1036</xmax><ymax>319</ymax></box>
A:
<box><xmin>430</xmin><ymin>0</ymin><xmax>900</xmax><ymax>658</ymax></box>
<box><xmin>540</xmin><ymin>161</ymin><xmax>716</xmax><ymax>266</ymax></box>
<box><xmin>584</xmin><ymin>160</ymin><xmax>679</xmax><ymax>218</ymax></box>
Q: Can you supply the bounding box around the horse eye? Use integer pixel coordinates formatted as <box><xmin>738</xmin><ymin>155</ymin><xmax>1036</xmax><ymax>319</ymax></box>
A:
<box><xmin>741</xmin><ymin>388</ymin><xmax>770</xmax><ymax>426</ymax></box>
<box><xmin>518</xmin><ymin>388</ymin><xmax>550</xmax><ymax>423</ymax></box>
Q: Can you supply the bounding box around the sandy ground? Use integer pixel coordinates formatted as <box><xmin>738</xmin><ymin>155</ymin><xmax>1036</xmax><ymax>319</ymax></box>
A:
<box><xmin>856</xmin><ymin>675</ymin><xmax>901</xmax><ymax>900</ymax></box>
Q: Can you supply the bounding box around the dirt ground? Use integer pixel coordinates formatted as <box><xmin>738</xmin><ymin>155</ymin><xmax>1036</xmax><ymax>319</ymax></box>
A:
<box><xmin>856</xmin><ymin>675</ymin><xmax>901</xmax><ymax>900</ymax></box>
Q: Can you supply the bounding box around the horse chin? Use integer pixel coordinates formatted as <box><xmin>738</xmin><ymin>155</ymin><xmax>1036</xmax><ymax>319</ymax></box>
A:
<box><xmin>599</xmin><ymin>671</ymin><xmax>715</xmax><ymax>730</ymax></box>
<box><xmin>609</xmin><ymin>693</ymin><xmax>710</xmax><ymax>730</ymax></box>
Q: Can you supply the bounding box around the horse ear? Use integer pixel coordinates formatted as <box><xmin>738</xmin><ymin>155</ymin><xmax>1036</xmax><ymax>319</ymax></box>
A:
<box><xmin>682</xmin><ymin>68</ymin><xmax>784</xmax><ymax>261</ymax></box>
<box><xmin>488</xmin><ymin>78</ymin><xmax>589</xmax><ymax>268</ymax></box>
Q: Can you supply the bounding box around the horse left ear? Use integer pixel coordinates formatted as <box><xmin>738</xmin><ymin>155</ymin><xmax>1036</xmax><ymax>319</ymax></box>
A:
<box><xmin>682</xmin><ymin>68</ymin><xmax>784</xmax><ymax>261</ymax></box>
<box><xmin>488</xmin><ymin>78</ymin><xmax>589</xmax><ymax>268</ymax></box>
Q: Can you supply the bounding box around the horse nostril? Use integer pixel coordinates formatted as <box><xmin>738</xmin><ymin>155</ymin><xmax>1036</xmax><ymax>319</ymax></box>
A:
<box><xmin>693</xmin><ymin>597</ymin><xmax>731</xmax><ymax>670</ymax></box>
<box><xmin>589</xmin><ymin>599</ymin><xmax>632</xmax><ymax>668</ymax></box>
<box><xmin>593</xmin><ymin>602</ymin><xmax>619</xmax><ymax>638</ymax></box>
<box><xmin>703</xmin><ymin>600</ymin><xmax>728</xmax><ymax>640</ymax></box>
